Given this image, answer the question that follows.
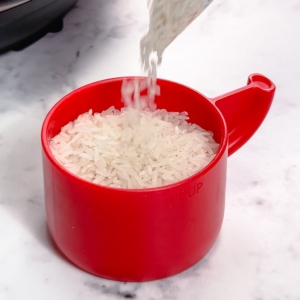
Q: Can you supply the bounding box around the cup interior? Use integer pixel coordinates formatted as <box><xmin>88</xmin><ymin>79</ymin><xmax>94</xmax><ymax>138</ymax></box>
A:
<box><xmin>43</xmin><ymin>77</ymin><xmax>225</xmax><ymax>144</ymax></box>
<box><xmin>42</xmin><ymin>77</ymin><xmax>227</xmax><ymax>192</ymax></box>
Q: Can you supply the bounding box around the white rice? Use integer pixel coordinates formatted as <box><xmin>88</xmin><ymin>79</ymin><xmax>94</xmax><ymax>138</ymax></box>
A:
<box><xmin>141</xmin><ymin>0</ymin><xmax>211</xmax><ymax>73</ymax></box>
<box><xmin>50</xmin><ymin>107</ymin><xmax>219</xmax><ymax>189</ymax></box>
<box><xmin>136</xmin><ymin>0</ymin><xmax>213</xmax><ymax>114</ymax></box>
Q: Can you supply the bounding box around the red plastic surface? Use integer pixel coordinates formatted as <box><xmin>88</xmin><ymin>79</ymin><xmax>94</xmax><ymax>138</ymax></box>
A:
<box><xmin>41</xmin><ymin>74</ymin><xmax>275</xmax><ymax>282</ymax></box>
<box><xmin>212</xmin><ymin>74</ymin><xmax>275</xmax><ymax>156</ymax></box>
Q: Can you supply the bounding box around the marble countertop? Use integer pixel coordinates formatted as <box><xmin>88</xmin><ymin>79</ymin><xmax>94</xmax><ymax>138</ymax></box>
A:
<box><xmin>1</xmin><ymin>0</ymin><xmax>300</xmax><ymax>299</ymax></box>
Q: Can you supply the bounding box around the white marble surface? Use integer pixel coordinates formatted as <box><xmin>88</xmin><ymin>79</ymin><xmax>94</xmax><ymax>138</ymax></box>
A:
<box><xmin>0</xmin><ymin>0</ymin><xmax>300</xmax><ymax>299</ymax></box>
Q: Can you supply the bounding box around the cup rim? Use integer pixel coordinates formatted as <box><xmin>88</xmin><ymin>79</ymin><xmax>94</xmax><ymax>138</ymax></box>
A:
<box><xmin>41</xmin><ymin>77</ymin><xmax>228</xmax><ymax>193</ymax></box>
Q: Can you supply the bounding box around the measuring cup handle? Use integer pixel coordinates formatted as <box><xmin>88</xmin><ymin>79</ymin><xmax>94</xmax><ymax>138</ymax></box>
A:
<box><xmin>211</xmin><ymin>74</ymin><xmax>276</xmax><ymax>156</ymax></box>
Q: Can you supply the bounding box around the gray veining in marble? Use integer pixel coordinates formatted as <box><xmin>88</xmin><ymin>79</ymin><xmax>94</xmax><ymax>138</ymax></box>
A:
<box><xmin>1</xmin><ymin>0</ymin><xmax>300</xmax><ymax>299</ymax></box>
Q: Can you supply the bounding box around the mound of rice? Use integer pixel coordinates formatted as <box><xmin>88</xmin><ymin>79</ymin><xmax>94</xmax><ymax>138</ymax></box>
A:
<box><xmin>50</xmin><ymin>107</ymin><xmax>219</xmax><ymax>189</ymax></box>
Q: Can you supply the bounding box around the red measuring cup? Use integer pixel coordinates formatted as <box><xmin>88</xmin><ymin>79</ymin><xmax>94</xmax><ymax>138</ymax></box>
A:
<box><xmin>41</xmin><ymin>74</ymin><xmax>275</xmax><ymax>282</ymax></box>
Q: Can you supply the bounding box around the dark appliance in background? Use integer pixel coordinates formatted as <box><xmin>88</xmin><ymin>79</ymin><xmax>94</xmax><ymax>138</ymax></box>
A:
<box><xmin>0</xmin><ymin>0</ymin><xmax>78</xmax><ymax>54</ymax></box>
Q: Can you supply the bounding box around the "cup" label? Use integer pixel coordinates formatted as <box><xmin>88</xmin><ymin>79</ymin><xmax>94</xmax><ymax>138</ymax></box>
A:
<box><xmin>166</xmin><ymin>182</ymin><xmax>203</xmax><ymax>204</ymax></box>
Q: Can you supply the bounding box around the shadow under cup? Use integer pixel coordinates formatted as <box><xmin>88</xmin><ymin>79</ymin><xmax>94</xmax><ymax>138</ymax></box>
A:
<box><xmin>41</xmin><ymin>76</ymin><xmax>275</xmax><ymax>282</ymax></box>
